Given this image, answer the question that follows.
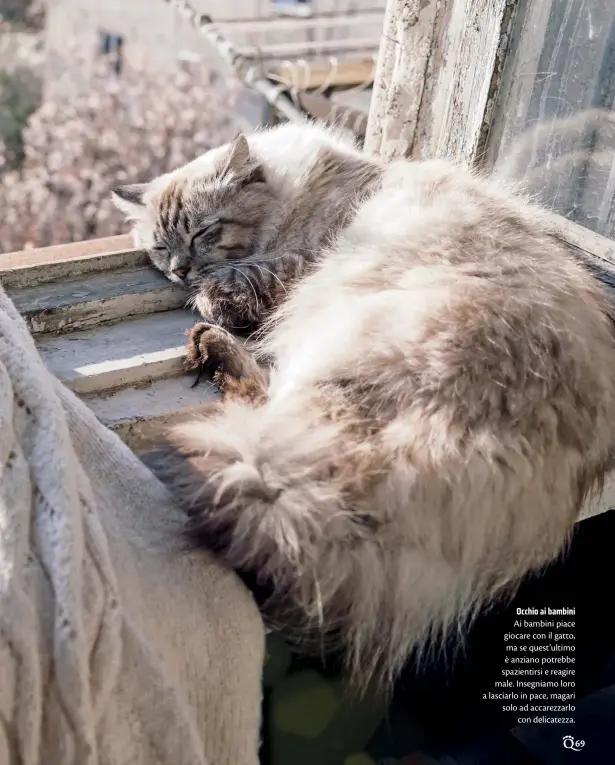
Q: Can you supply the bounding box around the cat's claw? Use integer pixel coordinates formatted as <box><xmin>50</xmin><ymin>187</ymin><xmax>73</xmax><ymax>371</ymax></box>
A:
<box><xmin>185</xmin><ymin>322</ymin><xmax>228</xmax><ymax>371</ymax></box>
<box><xmin>184</xmin><ymin>322</ymin><xmax>268</xmax><ymax>403</ymax></box>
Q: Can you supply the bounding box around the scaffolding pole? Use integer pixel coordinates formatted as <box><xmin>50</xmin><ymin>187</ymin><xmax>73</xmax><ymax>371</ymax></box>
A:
<box><xmin>162</xmin><ymin>0</ymin><xmax>305</xmax><ymax>124</ymax></box>
<box><xmin>164</xmin><ymin>0</ymin><xmax>375</xmax><ymax>139</ymax></box>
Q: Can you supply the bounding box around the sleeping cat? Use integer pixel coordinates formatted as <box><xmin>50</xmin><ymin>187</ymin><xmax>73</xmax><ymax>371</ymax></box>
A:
<box><xmin>112</xmin><ymin>121</ymin><xmax>615</xmax><ymax>687</ymax></box>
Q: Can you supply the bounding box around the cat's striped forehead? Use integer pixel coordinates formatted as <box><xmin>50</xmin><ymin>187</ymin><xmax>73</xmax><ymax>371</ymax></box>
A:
<box><xmin>156</xmin><ymin>180</ymin><xmax>191</xmax><ymax>237</ymax></box>
<box><xmin>153</xmin><ymin>170</ymin><xmax>228</xmax><ymax>238</ymax></box>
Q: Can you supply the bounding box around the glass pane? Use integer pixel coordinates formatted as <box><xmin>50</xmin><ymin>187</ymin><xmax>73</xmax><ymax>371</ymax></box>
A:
<box><xmin>489</xmin><ymin>0</ymin><xmax>615</xmax><ymax>239</ymax></box>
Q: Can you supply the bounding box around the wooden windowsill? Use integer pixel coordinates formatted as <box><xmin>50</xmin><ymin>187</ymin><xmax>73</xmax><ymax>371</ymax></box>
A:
<box><xmin>545</xmin><ymin>212</ymin><xmax>615</xmax><ymax>265</ymax></box>
<box><xmin>0</xmin><ymin>235</ymin><xmax>144</xmax><ymax>289</ymax></box>
<box><xmin>1</xmin><ymin>234</ymin><xmax>134</xmax><ymax>269</ymax></box>
<box><xmin>1</xmin><ymin>234</ymin><xmax>212</xmax><ymax>452</ymax></box>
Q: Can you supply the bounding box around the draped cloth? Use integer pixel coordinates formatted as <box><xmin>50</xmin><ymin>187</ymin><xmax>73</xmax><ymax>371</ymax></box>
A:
<box><xmin>0</xmin><ymin>285</ymin><xmax>264</xmax><ymax>765</ymax></box>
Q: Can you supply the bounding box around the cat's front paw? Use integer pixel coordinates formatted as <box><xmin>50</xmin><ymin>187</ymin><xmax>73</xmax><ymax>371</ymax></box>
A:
<box><xmin>185</xmin><ymin>322</ymin><xmax>231</xmax><ymax>371</ymax></box>
<box><xmin>185</xmin><ymin>322</ymin><xmax>268</xmax><ymax>403</ymax></box>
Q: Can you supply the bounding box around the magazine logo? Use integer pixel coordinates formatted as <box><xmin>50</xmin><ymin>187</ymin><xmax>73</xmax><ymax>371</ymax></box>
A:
<box><xmin>563</xmin><ymin>736</ymin><xmax>585</xmax><ymax>751</ymax></box>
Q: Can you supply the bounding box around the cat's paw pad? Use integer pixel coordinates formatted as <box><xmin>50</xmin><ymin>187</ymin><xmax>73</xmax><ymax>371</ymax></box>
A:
<box><xmin>185</xmin><ymin>321</ymin><xmax>250</xmax><ymax>387</ymax></box>
<box><xmin>184</xmin><ymin>322</ymin><xmax>267</xmax><ymax>402</ymax></box>
<box><xmin>185</xmin><ymin>322</ymin><xmax>233</xmax><ymax>371</ymax></box>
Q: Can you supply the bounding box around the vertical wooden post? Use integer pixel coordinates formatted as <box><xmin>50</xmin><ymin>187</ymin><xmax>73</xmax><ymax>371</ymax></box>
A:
<box><xmin>366</xmin><ymin>0</ymin><xmax>518</xmax><ymax>166</ymax></box>
<box><xmin>365</xmin><ymin>0</ymin><xmax>438</xmax><ymax>161</ymax></box>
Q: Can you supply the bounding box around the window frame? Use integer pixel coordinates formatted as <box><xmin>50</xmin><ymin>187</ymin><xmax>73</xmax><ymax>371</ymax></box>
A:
<box><xmin>367</xmin><ymin>0</ymin><xmax>615</xmax><ymax>274</ymax></box>
<box><xmin>98</xmin><ymin>30</ymin><xmax>125</xmax><ymax>74</ymax></box>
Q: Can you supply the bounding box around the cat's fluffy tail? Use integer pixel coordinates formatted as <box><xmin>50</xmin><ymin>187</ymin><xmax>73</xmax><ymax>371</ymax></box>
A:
<box><xmin>147</xmin><ymin>398</ymin><xmax>580</xmax><ymax>688</ymax></box>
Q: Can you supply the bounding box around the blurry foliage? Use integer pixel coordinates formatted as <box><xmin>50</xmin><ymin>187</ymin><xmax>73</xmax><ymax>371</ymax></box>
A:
<box><xmin>0</xmin><ymin>65</ymin><xmax>41</xmax><ymax>169</ymax></box>
<box><xmin>0</xmin><ymin>0</ymin><xmax>44</xmax><ymax>30</ymax></box>
<box><xmin>0</xmin><ymin>55</ymin><xmax>242</xmax><ymax>252</ymax></box>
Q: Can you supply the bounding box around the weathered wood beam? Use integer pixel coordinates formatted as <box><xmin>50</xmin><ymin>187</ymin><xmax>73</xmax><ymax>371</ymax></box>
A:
<box><xmin>213</xmin><ymin>10</ymin><xmax>384</xmax><ymax>35</ymax></box>
<box><xmin>0</xmin><ymin>235</ymin><xmax>140</xmax><ymax>288</ymax></box>
<box><xmin>366</xmin><ymin>0</ymin><xmax>519</xmax><ymax>164</ymax></box>
<box><xmin>270</xmin><ymin>57</ymin><xmax>375</xmax><ymax>92</ymax></box>
<box><xmin>239</xmin><ymin>37</ymin><xmax>380</xmax><ymax>60</ymax></box>
<box><xmin>365</xmin><ymin>0</ymin><xmax>439</xmax><ymax>160</ymax></box>
<box><xmin>425</xmin><ymin>0</ymin><xmax>519</xmax><ymax>165</ymax></box>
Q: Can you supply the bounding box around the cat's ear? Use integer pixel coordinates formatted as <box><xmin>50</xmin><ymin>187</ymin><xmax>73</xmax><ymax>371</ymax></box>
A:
<box><xmin>221</xmin><ymin>133</ymin><xmax>250</xmax><ymax>175</ymax></box>
<box><xmin>111</xmin><ymin>183</ymin><xmax>149</xmax><ymax>218</ymax></box>
<box><xmin>220</xmin><ymin>133</ymin><xmax>264</xmax><ymax>185</ymax></box>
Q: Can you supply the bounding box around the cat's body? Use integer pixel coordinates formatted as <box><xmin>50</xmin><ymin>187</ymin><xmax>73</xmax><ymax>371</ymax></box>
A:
<box><xmin>113</xmin><ymin>122</ymin><xmax>615</xmax><ymax>687</ymax></box>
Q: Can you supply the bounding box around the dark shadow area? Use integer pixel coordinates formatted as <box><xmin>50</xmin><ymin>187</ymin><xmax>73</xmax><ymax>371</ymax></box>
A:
<box><xmin>261</xmin><ymin>509</ymin><xmax>615</xmax><ymax>765</ymax></box>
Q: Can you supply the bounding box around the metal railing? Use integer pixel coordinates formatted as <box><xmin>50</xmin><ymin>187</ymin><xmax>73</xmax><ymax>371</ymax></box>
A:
<box><xmin>162</xmin><ymin>0</ymin><xmax>374</xmax><ymax>135</ymax></box>
<box><xmin>162</xmin><ymin>0</ymin><xmax>305</xmax><ymax>123</ymax></box>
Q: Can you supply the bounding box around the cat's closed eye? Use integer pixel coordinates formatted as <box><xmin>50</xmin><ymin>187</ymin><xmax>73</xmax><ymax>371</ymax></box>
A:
<box><xmin>190</xmin><ymin>223</ymin><xmax>221</xmax><ymax>248</ymax></box>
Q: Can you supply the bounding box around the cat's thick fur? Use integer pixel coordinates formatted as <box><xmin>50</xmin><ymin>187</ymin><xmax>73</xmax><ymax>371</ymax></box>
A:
<box><xmin>113</xmin><ymin>122</ymin><xmax>615</xmax><ymax>687</ymax></box>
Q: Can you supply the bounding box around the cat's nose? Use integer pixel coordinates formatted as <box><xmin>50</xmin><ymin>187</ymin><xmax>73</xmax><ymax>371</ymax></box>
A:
<box><xmin>172</xmin><ymin>267</ymin><xmax>189</xmax><ymax>280</ymax></box>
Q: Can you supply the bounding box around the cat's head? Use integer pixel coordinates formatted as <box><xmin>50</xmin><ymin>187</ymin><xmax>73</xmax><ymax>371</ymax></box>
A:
<box><xmin>111</xmin><ymin>134</ymin><xmax>275</xmax><ymax>286</ymax></box>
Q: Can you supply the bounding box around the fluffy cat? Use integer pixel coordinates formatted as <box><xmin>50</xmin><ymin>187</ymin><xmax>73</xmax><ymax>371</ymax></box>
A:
<box><xmin>112</xmin><ymin>121</ymin><xmax>615</xmax><ymax>687</ymax></box>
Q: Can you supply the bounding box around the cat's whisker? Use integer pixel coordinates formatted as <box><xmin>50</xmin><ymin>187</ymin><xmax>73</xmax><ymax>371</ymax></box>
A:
<box><xmin>252</xmin><ymin>264</ymin><xmax>288</xmax><ymax>295</ymax></box>
<box><xmin>225</xmin><ymin>264</ymin><xmax>261</xmax><ymax>316</ymax></box>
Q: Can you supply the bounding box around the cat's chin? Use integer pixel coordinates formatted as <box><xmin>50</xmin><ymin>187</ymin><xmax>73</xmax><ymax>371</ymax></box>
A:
<box><xmin>168</xmin><ymin>273</ymin><xmax>188</xmax><ymax>286</ymax></box>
